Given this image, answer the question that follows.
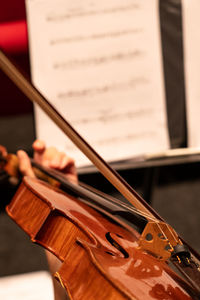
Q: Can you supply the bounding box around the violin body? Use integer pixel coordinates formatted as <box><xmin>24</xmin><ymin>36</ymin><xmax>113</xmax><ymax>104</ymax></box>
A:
<box><xmin>7</xmin><ymin>176</ymin><xmax>196</xmax><ymax>300</ymax></box>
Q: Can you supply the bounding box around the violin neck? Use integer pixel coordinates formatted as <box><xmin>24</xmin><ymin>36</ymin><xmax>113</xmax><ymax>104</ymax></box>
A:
<box><xmin>31</xmin><ymin>159</ymin><xmax>147</xmax><ymax>233</ymax></box>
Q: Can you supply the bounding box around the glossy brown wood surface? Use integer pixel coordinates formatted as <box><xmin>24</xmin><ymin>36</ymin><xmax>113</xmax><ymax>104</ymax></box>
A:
<box><xmin>7</xmin><ymin>176</ymin><xmax>195</xmax><ymax>300</ymax></box>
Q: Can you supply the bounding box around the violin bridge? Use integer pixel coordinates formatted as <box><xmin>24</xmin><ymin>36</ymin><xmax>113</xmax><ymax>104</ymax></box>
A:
<box><xmin>138</xmin><ymin>221</ymin><xmax>181</xmax><ymax>260</ymax></box>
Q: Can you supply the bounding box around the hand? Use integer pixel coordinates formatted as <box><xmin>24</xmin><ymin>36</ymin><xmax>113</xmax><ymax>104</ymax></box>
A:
<box><xmin>17</xmin><ymin>140</ymin><xmax>78</xmax><ymax>184</ymax></box>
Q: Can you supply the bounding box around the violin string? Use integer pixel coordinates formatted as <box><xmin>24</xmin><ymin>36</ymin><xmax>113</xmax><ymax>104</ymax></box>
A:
<box><xmin>165</xmin><ymin>223</ymin><xmax>180</xmax><ymax>243</ymax></box>
<box><xmin>123</xmin><ymin>201</ymin><xmax>179</xmax><ymax>249</ymax></box>
<box><xmin>105</xmin><ymin>191</ymin><xmax>180</xmax><ymax>245</ymax></box>
<box><xmin>155</xmin><ymin>223</ymin><xmax>175</xmax><ymax>251</ymax></box>
<box><xmin>117</xmin><ymin>199</ymin><xmax>179</xmax><ymax>246</ymax></box>
<box><xmin>37</xmin><ymin>159</ymin><xmax>180</xmax><ymax>246</ymax></box>
<box><xmin>106</xmin><ymin>196</ymin><xmax>159</xmax><ymax>222</ymax></box>
<box><xmin>33</xmin><ymin>160</ymin><xmax>179</xmax><ymax>246</ymax></box>
<box><xmin>40</xmin><ymin>161</ymin><xmax>160</xmax><ymax>223</ymax></box>
<box><xmin>32</xmin><ymin>158</ymin><xmax>160</xmax><ymax>223</ymax></box>
<box><xmin>86</xmin><ymin>185</ymin><xmax>179</xmax><ymax>247</ymax></box>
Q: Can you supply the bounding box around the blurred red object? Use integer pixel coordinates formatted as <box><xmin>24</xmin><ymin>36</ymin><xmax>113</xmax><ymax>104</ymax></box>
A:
<box><xmin>0</xmin><ymin>20</ymin><xmax>28</xmax><ymax>54</ymax></box>
<box><xmin>0</xmin><ymin>0</ymin><xmax>32</xmax><ymax>115</ymax></box>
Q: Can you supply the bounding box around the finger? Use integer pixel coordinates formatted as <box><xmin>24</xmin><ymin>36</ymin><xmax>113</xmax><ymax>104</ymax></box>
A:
<box><xmin>57</xmin><ymin>153</ymin><xmax>73</xmax><ymax>170</ymax></box>
<box><xmin>33</xmin><ymin>140</ymin><xmax>46</xmax><ymax>163</ymax></box>
<box><xmin>32</xmin><ymin>139</ymin><xmax>46</xmax><ymax>153</ymax></box>
<box><xmin>48</xmin><ymin>152</ymin><xmax>78</xmax><ymax>183</ymax></box>
<box><xmin>51</xmin><ymin>153</ymin><xmax>75</xmax><ymax>171</ymax></box>
<box><xmin>59</xmin><ymin>155</ymin><xmax>70</xmax><ymax>170</ymax></box>
<box><xmin>49</xmin><ymin>153</ymin><xmax>63</xmax><ymax>169</ymax></box>
<box><xmin>59</xmin><ymin>155</ymin><xmax>78</xmax><ymax>183</ymax></box>
<box><xmin>17</xmin><ymin>150</ymin><xmax>36</xmax><ymax>178</ymax></box>
<box><xmin>43</xmin><ymin>147</ymin><xmax>58</xmax><ymax>162</ymax></box>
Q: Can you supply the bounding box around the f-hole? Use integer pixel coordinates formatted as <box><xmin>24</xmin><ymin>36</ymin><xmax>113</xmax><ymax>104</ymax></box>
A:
<box><xmin>105</xmin><ymin>232</ymin><xmax>129</xmax><ymax>258</ymax></box>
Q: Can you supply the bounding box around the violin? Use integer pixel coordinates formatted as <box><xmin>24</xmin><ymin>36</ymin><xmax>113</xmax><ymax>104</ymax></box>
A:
<box><xmin>0</xmin><ymin>49</ymin><xmax>200</xmax><ymax>299</ymax></box>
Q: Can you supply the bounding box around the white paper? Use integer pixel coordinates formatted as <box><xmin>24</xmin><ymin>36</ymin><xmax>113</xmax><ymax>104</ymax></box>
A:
<box><xmin>0</xmin><ymin>271</ymin><xmax>54</xmax><ymax>300</ymax></box>
<box><xmin>182</xmin><ymin>0</ymin><xmax>200</xmax><ymax>148</ymax></box>
<box><xmin>26</xmin><ymin>0</ymin><xmax>169</xmax><ymax>167</ymax></box>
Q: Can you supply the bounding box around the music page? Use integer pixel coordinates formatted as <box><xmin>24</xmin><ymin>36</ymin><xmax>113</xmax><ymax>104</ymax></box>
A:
<box><xmin>26</xmin><ymin>0</ymin><xmax>169</xmax><ymax>167</ymax></box>
<box><xmin>182</xmin><ymin>0</ymin><xmax>200</xmax><ymax>148</ymax></box>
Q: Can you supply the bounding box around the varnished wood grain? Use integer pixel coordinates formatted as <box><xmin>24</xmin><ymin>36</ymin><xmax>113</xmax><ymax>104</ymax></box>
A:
<box><xmin>7</xmin><ymin>177</ymin><xmax>194</xmax><ymax>299</ymax></box>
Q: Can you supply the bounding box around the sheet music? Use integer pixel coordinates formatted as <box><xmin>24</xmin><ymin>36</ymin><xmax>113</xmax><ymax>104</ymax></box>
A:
<box><xmin>26</xmin><ymin>0</ymin><xmax>169</xmax><ymax>167</ymax></box>
<box><xmin>182</xmin><ymin>0</ymin><xmax>200</xmax><ymax>148</ymax></box>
